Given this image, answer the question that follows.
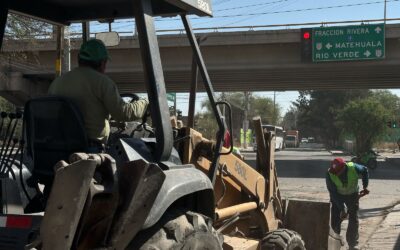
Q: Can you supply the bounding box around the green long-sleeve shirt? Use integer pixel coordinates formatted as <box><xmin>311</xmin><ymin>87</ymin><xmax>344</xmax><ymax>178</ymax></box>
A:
<box><xmin>48</xmin><ymin>67</ymin><xmax>148</xmax><ymax>143</ymax></box>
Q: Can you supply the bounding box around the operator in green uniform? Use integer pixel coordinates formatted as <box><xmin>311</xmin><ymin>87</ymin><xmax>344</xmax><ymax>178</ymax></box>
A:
<box><xmin>48</xmin><ymin>39</ymin><xmax>148</xmax><ymax>148</ymax></box>
<box><xmin>326</xmin><ymin>157</ymin><xmax>369</xmax><ymax>250</ymax></box>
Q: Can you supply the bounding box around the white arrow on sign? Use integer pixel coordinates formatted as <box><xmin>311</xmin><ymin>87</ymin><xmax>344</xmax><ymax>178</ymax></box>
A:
<box><xmin>364</xmin><ymin>50</ymin><xmax>371</xmax><ymax>57</ymax></box>
<box><xmin>375</xmin><ymin>27</ymin><xmax>382</xmax><ymax>34</ymax></box>
<box><xmin>326</xmin><ymin>43</ymin><xmax>333</xmax><ymax>49</ymax></box>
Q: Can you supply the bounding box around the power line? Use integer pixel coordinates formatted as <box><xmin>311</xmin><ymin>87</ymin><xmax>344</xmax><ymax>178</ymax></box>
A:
<box><xmin>74</xmin><ymin>0</ymin><xmax>399</xmax><ymax>31</ymax></box>
<box><xmin>215</xmin><ymin>0</ymin><xmax>292</xmax><ymax>12</ymax></box>
<box><xmin>220</xmin><ymin>0</ymin><xmax>300</xmax><ymax>26</ymax></box>
<box><xmin>209</xmin><ymin>0</ymin><xmax>400</xmax><ymax>19</ymax></box>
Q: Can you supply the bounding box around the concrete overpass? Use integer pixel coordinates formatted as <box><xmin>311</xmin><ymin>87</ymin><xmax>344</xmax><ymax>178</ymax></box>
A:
<box><xmin>1</xmin><ymin>24</ymin><xmax>400</xmax><ymax>104</ymax></box>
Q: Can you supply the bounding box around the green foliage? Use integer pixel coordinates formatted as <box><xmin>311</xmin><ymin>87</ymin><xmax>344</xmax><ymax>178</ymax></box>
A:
<box><xmin>196</xmin><ymin>92</ymin><xmax>280</xmax><ymax>144</ymax></box>
<box><xmin>282</xmin><ymin>106</ymin><xmax>298</xmax><ymax>130</ymax></box>
<box><xmin>293</xmin><ymin>90</ymin><xmax>370</xmax><ymax>147</ymax></box>
<box><xmin>5</xmin><ymin>14</ymin><xmax>49</xmax><ymax>40</ymax></box>
<box><xmin>251</xmin><ymin>96</ymin><xmax>280</xmax><ymax>124</ymax></box>
<box><xmin>371</xmin><ymin>90</ymin><xmax>400</xmax><ymax>118</ymax></box>
<box><xmin>337</xmin><ymin>98</ymin><xmax>390</xmax><ymax>153</ymax></box>
<box><xmin>2</xmin><ymin>14</ymin><xmax>50</xmax><ymax>63</ymax></box>
<box><xmin>220</xmin><ymin>92</ymin><xmax>281</xmax><ymax>124</ymax></box>
<box><xmin>194</xmin><ymin>112</ymin><xmax>218</xmax><ymax>140</ymax></box>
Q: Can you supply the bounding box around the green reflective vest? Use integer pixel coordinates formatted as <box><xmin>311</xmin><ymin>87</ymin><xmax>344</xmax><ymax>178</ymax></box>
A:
<box><xmin>329</xmin><ymin>162</ymin><xmax>359</xmax><ymax>195</ymax></box>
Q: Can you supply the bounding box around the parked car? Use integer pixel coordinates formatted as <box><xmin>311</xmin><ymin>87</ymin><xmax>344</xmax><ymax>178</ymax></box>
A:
<box><xmin>301</xmin><ymin>138</ymin><xmax>308</xmax><ymax>143</ymax></box>
<box><xmin>307</xmin><ymin>137</ymin><xmax>315</xmax><ymax>143</ymax></box>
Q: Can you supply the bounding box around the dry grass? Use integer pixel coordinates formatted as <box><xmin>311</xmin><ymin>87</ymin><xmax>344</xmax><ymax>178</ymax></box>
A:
<box><xmin>374</xmin><ymin>142</ymin><xmax>399</xmax><ymax>152</ymax></box>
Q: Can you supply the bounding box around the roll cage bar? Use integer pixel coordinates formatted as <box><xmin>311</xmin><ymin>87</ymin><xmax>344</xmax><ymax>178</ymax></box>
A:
<box><xmin>0</xmin><ymin>0</ymin><xmax>226</xmax><ymax>184</ymax></box>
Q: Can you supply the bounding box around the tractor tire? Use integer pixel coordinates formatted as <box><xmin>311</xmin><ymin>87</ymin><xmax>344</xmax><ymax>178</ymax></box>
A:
<box><xmin>129</xmin><ymin>209</ymin><xmax>223</xmax><ymax>250</ymax></box>
<box><xmin>261</xmin><ymin>229</ymin><xmax>305</xmax><ymax>250</ymax></box>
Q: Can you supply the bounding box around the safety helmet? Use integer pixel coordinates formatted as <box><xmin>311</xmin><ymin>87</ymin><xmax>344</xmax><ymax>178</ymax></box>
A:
<box><xmin>329</xmin><ymin>158</ymin><xmax>346</xmax><ymax>175</ymax></box>
<box><xmin>79</xmin><ymin>39</ymin><xmax>110</xmax><ymax>62</ymax></box>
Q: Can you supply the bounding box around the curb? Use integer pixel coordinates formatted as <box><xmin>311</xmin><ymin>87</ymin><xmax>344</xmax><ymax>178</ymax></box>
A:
<box><xmin>329</xmin><ymin>150</ymin><xmax>348</xmax><ymax>156</ymax></box>
<box><xmin>363</xmin><ymin>204</ymin><xmax>400</xmax><ymax>249</ymax></box>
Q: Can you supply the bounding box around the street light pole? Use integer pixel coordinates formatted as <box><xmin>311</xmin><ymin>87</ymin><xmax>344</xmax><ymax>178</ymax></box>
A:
<box><xmin>273</xmin><ymin>91</ymin><xmax>276</xmax><ymax>124</ymax></box>
<box><xmin>384</xmin><ymin>0</ymin><xmax>387</xmax><ymax>25</ymax></box>
<box><xmin>243</xmin><ymin>91</ymin><xmax>249</xmax><ymax>149</ymax></box>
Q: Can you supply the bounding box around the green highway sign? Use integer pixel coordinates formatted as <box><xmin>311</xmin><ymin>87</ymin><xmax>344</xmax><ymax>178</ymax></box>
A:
<box><xmin>312</xmin><ymin>24</ymin><xmax>385</xmax><ymax>62</ymax></box>
<box><xmin>167</xmin><ymin>93</ymin><xmax>176</xmax><ymax>103</ymax></box>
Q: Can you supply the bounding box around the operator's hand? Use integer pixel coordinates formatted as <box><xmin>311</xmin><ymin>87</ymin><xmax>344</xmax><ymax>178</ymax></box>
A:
<box><xmin>137</xmin><ymin>99</ymin><xmax>149</xmax><ymax>117</ymax></box>
<box><xmin>359</xmin><ymin>188</ymin><xmax>370</xmax><ymax>198</ymax></box>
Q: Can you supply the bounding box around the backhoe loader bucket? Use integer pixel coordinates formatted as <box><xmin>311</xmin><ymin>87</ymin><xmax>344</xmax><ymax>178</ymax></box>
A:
<box><xmin>284</xmin><ymin>199</ymin><xmax>342</xmax><ymax>250</ymax></box>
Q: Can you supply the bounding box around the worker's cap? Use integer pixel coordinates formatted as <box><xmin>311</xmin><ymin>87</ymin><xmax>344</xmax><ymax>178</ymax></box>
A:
<box><xmin>329</xmin><ymin>158</ymin><xmax>346</xmax><ymax>175</ymax></box>
<box><xmin>79</xmin><ymin>39</ymin><xmax>110</xmax><ymax>62</ymax></box>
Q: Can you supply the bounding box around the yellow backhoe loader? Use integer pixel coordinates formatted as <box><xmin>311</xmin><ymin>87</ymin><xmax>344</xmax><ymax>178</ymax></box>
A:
<box><xmin>0</xmin><ymin>0</ymin><xmax>341</xmax><ymax>249</ymax></box>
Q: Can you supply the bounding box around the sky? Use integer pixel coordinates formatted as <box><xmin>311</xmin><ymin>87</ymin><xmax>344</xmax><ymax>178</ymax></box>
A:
<box><xmin>71</xmin><ymin>0</ymin><xmax>400</xmax><ymax>115</ymax></box>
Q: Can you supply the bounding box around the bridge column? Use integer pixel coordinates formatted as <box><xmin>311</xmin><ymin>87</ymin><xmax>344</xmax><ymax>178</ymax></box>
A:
<box><xmin>0</xmin><ymin>70</ymin><xmax>50</xmax><ymax>106</ymax></box>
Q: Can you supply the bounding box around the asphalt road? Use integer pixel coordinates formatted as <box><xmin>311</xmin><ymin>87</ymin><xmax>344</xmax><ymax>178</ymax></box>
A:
<box><xmin>242</xmin><ymin>143</ymin><xmax>400</xmax><ymax>248</ymax></box>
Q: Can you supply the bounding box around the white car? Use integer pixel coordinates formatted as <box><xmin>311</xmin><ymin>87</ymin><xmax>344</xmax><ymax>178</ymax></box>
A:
<box><xmin>301</xmin><ymin>138</ymin><xmax>308</xmax><ymax>143</ymax></box>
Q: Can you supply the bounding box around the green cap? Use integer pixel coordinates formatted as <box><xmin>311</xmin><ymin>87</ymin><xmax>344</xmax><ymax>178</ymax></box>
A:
<box><xmin>79</xmin><ymin>39</ymin><xmax>110</xmax><ymax>62</ymax></box>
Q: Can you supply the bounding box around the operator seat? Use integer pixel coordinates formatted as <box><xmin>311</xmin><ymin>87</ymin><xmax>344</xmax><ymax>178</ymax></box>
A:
<box><xmin>24</xmin><ymin>96</ymin><xmax>88</xmax><ymax>188</ymax></box>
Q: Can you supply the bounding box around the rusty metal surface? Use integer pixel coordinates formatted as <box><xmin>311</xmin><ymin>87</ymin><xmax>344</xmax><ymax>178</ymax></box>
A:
<box><xmin>40</xmin><ymin>159</ymin><xmax>97</xmax><ymax>250</ymax></box>
<box><xmin>284</xmin><ymin>199</ymin><xmax>331</xmax><ymax>250</ymax></box>
<box><xmin>253</xmin><ymin>116</ymin><xmax>268</xmax><ymax>177</ymax></box>
<box><xmin>108</xmin><ymin>160</ymin><xmax>165</xmax><ymax>250</ymax></box>
<box><xmin>75</xmin><ymin>154</ymin><xmax>119</xmax><ymax>250</ymax></box>
<box><xmin>253</xmin><ymin>117</ymin><xmax>283</xmax><ymax>231</ymax></box>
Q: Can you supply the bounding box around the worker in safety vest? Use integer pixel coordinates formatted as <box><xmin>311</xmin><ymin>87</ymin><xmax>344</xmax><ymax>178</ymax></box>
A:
<box><xmin>326</xmin><ymin>157</ymin><xmax>369</xmax><ymax>250</ymax></box>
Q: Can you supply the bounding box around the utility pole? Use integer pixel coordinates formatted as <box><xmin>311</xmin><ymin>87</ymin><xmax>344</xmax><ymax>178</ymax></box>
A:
<box><xmin>55</xmin><ymin>26</ymin><xmax>64</xmax><ymax>77</ymax></box>
<box><xmin>174</xmin><ymin>94</ymin><xmax>177</xmax><ymax>115</ymax></box>
<box><xmin>273</xmin><ymin>91</ymin><xmax>276</xmax><ymax>124</ymax></box>
<box><xmin>82</xmin><ymin>22</ymin><xmax>90</xmax><ymax>43</ymax></box>
<box><xmin>243</xmin><ymin>91</ymin><xmax>250</xmax><ymax>149</ymax></box>
<box><xmin>63</xmin><ymin>26</ymin><xmax>71</xmax><ymax>73</ymax></box>
<box><xmin>384</xmin><ymin>0</ymin><xmax>387</xmax><ymax>25</ymax></box>
<box><xmin>221</xmin><ymin>92</ymin><xmax>226</xmax><ymax>117</ymax></box>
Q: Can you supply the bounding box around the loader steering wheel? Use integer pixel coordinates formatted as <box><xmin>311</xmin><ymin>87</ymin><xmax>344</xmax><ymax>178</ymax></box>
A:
<box><xmin>130</xmin><ymin>103</ymin><xmax>153</xmax><ymax>137</ymax></box>
<box><xmin>109</xmin><ymin>93</ymin><xmax>142</xmax><ymax>134</ymax></box>
<box><xmin>120</xmin><ymin>93</ymin><xmax>150</xmax><ymax>124</ymax></box>
<box><xmin>119</xmin><ymin>92</ymin><xmax>153</xmax><ymax>137</ymax></box>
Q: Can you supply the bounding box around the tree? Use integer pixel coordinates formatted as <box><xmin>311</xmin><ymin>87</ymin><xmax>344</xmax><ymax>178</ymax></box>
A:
<box><xmin>293</xmin><ymin>90</ymin><xmax>370</xmax><ymax>147</ymax></box>
<box><xmin>195</xmin><ymin>92</ymin><xmax>280</xmax><ymax>145</ymax></box>
<box><xmin>2</xmin><ymin>13</ymin><xmax>50</xmax><ymax>62</ymax></box>
<box><xmin>194</xmin><ymin>111</ymin><xmax>218</xmax><ymax>140</ymax></box>
<box><xmin>282</xmin><ymin>106</ymin><xmax>299</xmax><ymax>130</ymax></box>
<box><xmin>251</xmin><ymin>96</ymin><xmax>281</xmax><ymax>125</ymax></box>
<box><xmin>371</xmin><ymin>90</ymin><xmax>400</xmax><ymax>118</ymax></box>
<box><xmin>221</xmin><ymin>92</ymin><xmax>281</xmax><ymax>125</ymax></box>
<box><xmin>337</xmin><ymin>98</ymin><xmax>390</xmax><ymax>153</ymax></box>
